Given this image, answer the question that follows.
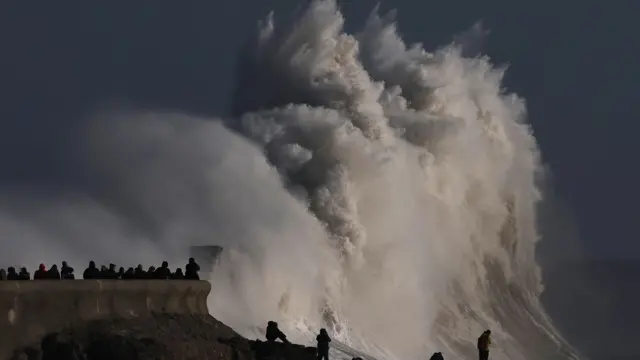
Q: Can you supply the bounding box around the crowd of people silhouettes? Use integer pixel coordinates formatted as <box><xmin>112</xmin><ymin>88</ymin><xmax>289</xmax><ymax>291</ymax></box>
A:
<box><xmin>264</xmin><ymin>321</ymin><xmax>492</xmax><ymax>360</ymax></box>
<box><xmin>0</xmin><ymin>258</ymin><xmax>201</xmax><ymax>281</ymax></box>
<box><xmin>2</xmin><ymin>260</ymin><xmax>493</xmax><ymax>359</ymax></box>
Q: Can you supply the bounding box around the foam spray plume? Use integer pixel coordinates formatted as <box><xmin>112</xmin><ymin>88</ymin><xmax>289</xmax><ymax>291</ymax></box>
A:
<box><xmin>216</xmin><ymin>1</ymin><xmax>583</xmax><ymax>359</ymax></box>
<box><xmin>0</xmin><ymin>1</ymin><xmax>582</xmax><ymax>359</ymax></box>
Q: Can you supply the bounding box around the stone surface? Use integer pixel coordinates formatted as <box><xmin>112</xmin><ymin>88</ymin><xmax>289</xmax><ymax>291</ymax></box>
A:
<box><xmin>8</xmin><ymin>314</ymin><xmax>316</xmax><ymax>360</ymax></box>
<box><xmin>0</xmin><ymin>281</ymin><xmax>210</xmax><ymax>360</ymax></box>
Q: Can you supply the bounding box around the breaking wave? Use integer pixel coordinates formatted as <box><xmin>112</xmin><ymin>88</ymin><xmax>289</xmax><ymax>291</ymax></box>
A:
<box><xmin>0</xmin><ymin>1</ymin><xmax>583</xmax><ymax>359</ymax></box>
<box><xmin>211</xmin><ymin>1</ymin><xmax>582</xmax><ymax>359</ymax></box>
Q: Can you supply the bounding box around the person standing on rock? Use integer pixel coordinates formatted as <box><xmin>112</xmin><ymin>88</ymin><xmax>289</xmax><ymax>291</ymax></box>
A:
<box><xmin>316</xmin><ymin>328</ymin><xmax>331</xmax><ymax>360</ymax></box>
<box><xmin>477</xmin><ymin>329</ymin><xmax>491</xmax><ymax>360</ymax></box>
<box><xmin>265</xmin><ymin>321</ymin><xmax>290</xmax><ymax>344</ymax></box>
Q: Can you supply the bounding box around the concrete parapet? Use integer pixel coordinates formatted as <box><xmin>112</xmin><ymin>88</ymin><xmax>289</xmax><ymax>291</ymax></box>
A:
<box><xmin>0</xmin><ymin>280</ymin><xmax>210</xmax><ymax>360</ymax></box>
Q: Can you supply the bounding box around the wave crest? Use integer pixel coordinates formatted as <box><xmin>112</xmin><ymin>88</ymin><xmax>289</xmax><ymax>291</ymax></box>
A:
<box><xmin>210</xmin><ymin>1</ymin><xmax>580</xmax><ymax>359</ymax></box>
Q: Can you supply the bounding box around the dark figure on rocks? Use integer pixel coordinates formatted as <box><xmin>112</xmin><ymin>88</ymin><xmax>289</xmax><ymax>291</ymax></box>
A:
<box><xmin>83</xmin><ymin>261</ymin><xmax>100</xmax><ymax>279</ymax></box>
<box><xmin>185</xmin><ymin>257</ymin><xmax>200</xmax><ymax>280</ymax></box>
<box><xmin>265</xmin><ymin>321</ymin><xmax>290</xmax><ymax>344</ymax></box>
<box><xmin>172</xmin><ymin>268</ymin><xmax>184</xmax><ymax>279</ymax></box>
<box><xmin>154</xmin><ymin>261</ymin><xmax>171</xmax><ymax>279</ymax></box>
<box><xmin>316</xmin><ymin>328</ymin><xmax>331</xmax><ymax>360</ymax></box>
<box><xmin>34</xmin><ymin>264</ymin><xmax>47</xmax><ymax>279</ymax></box>
<box><xmin>61</xmin><ymin>261</ymin><xmax>75</xmax><ymax>280</ymax></box>
<box><xmin>47</xmin><ymin>265</ymin><xmax>61</xmax><ymax>279</ymax></box>
<box><xmin>429</xmin><ymin>352</ymin><xmax>444</xmax><ymax>360</ymax></box>
<box><xmin>134</xmin><ymin>265</ymin><xmax>146</xmax><ymax>279</ymax></box>
<box><xmin>19</xmin><ymin>267</ymin><xmax>30</xmax><ymax>280</ymax></box>
<box><xmin>477</xmin><ymin>330</ymin><xmax>491</xmax><ymax>360</ymax></box>
<box><xmin>7</xmin><ymin>267</ymin><xmax>20</xmax><ymax>280</ymax></box>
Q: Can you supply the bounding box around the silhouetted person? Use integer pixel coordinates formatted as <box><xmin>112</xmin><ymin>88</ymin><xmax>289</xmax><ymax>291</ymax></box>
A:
<box><xmin>265</xmin><ymin>321</ymin><xmax>289</xmax><ymax>344</ymax></box>
<box><xmin>185</xmin><ymin>257</ymin><xmax>200</xmax><ymax>280</ymax></box>
<box><xmin>147</xmin><ymin>266</ymin><xmax>156</xmax><ymax>278</ymax></box>
<box><xmin>61</xmin><ymin>261</ymin><xmax>74</xmax><ymax>280</ymax></box>
<box><xmin>429</xmin><ymin>352</ymin><xmax>444</xmax><ymax>360</ymax></box>
<box><xmin>171</xmin><ymin>268</ymin><xmax>184</xmax><ymax>279</ymax></box>
<box><xmin>83</xmin><ymin>261</ymin><xmax>100</xmax><ymax>279</ymax></box>
<box><xmin>99</xmin><ymin>265</ymin><xmax>107</xmax><ymax>278</ymax></box>
<box><xmin>34</xmin><ymin>264</ymin><xmax>47</xmax><ymax>280</ymax></box>
<box><xmin>18</xmin><ymin>267</ymin><xmax>30</xmax><ymax>280</ymax></box>
<box><xmin>0</xmin><ymin>269</ymin><xmax>6</xmax><ymax>280</ymax></box>
<box><xmin>316</xmin><ymin>328</ymin><xmax>331</xmax><ymax>360</ymax></box>
<box><xmin>106</xmin><ymin>264</ymin><xmax>118</xmax><ymax>279</ymax></box>
<box><xmin>154</xmin><ymin>261</ymin><xmax>171</xmax><ymax>279</ymax></box>
<box><xmin>118</xmin><ymin>267</ymin><xmax>125</xmax><ymax>279</ymax></box>
<box><xmin>7</xmin><ymin>267</ymin><xmax>19</xmax><ymax>280</ymax></box>
<box><xmin>47</xmin><ymin>264</ymin><xmax>61</xmax><ymax>279</ymax></box>
<box><xmin>122</xmin><ymin>267</ymin><xmax>135</xmax><ymax>279</ymax></box>
<box><xmin>134</xmin><ymin>265</ymin><xmax>146</xmax><ymax>279</ymax></box>
<box><xmin>477</xmin><ymin>330</ymin><xmax>491</xmax><ymax>360</ymax></box>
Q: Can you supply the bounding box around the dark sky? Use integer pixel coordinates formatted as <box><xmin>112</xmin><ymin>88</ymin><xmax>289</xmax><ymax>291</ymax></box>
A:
<box><xmin>0</xmin><ymin>1</ymin><xmax>638</xmax><ymax>258</ymax></box>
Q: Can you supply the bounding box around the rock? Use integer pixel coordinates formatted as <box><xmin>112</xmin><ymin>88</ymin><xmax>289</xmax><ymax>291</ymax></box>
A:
<box><xmin>9</xmin><ymin>314</ymin><xmax>317</xmax><ymax>360</ymax></box>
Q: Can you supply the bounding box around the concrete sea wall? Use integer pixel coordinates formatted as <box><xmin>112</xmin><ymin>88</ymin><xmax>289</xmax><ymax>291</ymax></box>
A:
<box><xmin>0</xmin><ymin>280</ymin><xmax>211</xmax><ymax>360</ymax></box>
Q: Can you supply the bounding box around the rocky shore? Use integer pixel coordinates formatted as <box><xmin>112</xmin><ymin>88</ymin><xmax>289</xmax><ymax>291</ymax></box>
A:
<box><xmin>9</xmin><ymin>314</ymin><xmax>317</xmax><ymax>360</ymax></box>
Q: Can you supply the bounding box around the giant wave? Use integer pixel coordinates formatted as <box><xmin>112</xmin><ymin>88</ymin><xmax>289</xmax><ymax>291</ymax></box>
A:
<box><xmin>0</xmin><ymin>1</ymin><xmax>582</xmax><ymax>359</ymax></box>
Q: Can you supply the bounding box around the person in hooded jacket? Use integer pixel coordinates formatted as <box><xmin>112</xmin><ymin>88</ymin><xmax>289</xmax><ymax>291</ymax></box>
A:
<box><xmin>47</xmin><ymin>264</ymin><xmax>61</xmax><ymax>279</ymax></box>
<box><xmin>185</xmin><ymin>258</ymin><xmax>200</xmax><ymax>280</ymax></box>
<box><xmin>265</xmin><ymin>321</ymin><xmax>290</xmax><ymax>344</ymax></box>
<box><xmin>316</xmin><ymin>328</ymin><xmax>331</xmax><ymax>360</ymax></box>
<box><xmin>171</xmin><ymin>268</ymin><xmax>185</xmax><ymax>279</ymax></box>
<box><xmin>34</xmin><ymin>264</ymin><xmax>47</xmax><ymax>279</ymax></box>
<box><xmin>83</xmin><ymin>261</ymin><xmax>100</xmax><ymax>279</ymax></box>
